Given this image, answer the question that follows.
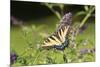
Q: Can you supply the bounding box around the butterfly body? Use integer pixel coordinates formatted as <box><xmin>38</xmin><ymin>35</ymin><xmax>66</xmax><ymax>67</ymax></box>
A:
<box><xmin>41</xmin><ymin>12</ymin><xmax>72</xmax><ymax>50</ymax></box>
<box><xmin>53</xmin><ymin>38</ymin><xmax>69</xmax><ymax>50</ymax></box>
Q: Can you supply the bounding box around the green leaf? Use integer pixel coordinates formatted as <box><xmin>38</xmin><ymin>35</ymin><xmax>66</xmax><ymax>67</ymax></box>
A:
<box><xmin>55</xmin><ymin>11</ymin><xmax>61</xmax><ymax>19</ymax></box>
<box><xmin>45</xmin><ymin>3</ymin><xmax>53</xmax><ymax>9</ymax></box>
<box><xmin>75</xmin><ymin>11</ymin><xmax>86</xmax><ymax>16</ymax></box>
<box><xmin>84</xmin><ymin>6</ymin><xmax>89</xmax><ymax>11</ymax></box>
<box><xmin>11</xmin><ymin>63</ymin><xmax>22</xmax><ymax>67</ymax></box>
<box><xmin>59</xmin><ymin>4</ymin><xmax>64</xmax><ymax>10</ymax></box>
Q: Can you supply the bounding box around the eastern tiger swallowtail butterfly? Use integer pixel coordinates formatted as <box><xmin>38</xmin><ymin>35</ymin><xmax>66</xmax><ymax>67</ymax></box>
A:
<box><xmin>41</xmin><ymin>12</ymin><xmax>72</xmax><ymax>50</ymax></box>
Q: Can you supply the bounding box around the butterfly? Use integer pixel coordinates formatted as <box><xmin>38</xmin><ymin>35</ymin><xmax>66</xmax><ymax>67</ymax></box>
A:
<box><xmin>41</xmin><ymin>12</ymin><xmax>72</xmax><ymax>50</ymax></box>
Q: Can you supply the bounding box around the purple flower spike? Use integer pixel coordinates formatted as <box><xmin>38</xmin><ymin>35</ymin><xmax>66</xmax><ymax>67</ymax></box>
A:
<box><xmin>10</xmin><ymin>52</ymin><xmax>18</xmax><ymax>64</ymax></box>
<box><xmin>79</xmin><ymin>24</ymin><xmax>88</xmax><ymax>33</ymax></box>
<box><xmin>80</xmin><ymin>48</ymin><xmax>89</xmax><ymax>55</ymax></box>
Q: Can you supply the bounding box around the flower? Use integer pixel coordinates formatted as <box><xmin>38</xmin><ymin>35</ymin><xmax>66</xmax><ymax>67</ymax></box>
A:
<box><xmin>79</xmin><ymin>24</ymin><xmax>88</xmax><ymax>33</ymax></box>
<box><xmin>10</xmin><ymin>52</ymin><xmax>18</xmax><ymax>64</ymax></box>
<box><xmin>80</xmin><ymin>48</ymin><xmax>89</xmax><ymax>55</ymax></box>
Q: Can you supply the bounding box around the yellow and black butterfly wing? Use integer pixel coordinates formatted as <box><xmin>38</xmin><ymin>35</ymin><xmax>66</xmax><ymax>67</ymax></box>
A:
<box><xmin>42</xmin><ymin>26</ymin><xmax>70</xmax><ymax>47</ymax></box>
<box><xmin>56</xmin><ymin>25</ymin><xmax>70</xmax><ymax>43</ymax></box>
<box><xmin>42</xmin><ymin>34</ymin><xmax>61</xmax><ymax>47</ymax></box>
<box><xmin>52</xmin><ymin>26</ymin><xmax>70</xmax><ymax>50</ymax></box>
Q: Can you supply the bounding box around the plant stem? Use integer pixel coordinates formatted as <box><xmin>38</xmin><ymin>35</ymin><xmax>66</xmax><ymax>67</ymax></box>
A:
<box><xmin>60</xmin><ymin>5</ymin><xmax>64</xmax><ymax>17</ymax></box>
<box><xmin>45</xmin><ymin>3</ymin><xmax>61</xmax><ymax>20</ymax></box>
<box><xmin>63</xmin><ymin>50</ymin><xmax>68</xmax><ymax>63</ymax></box>
<box><xmin>33</xmin><ymin>50</ymin><xmax>45</xmax><ymax>64</ymax></box>
<box><xmin>79</xmin><ymin>7</ymin><xmax>95</xmax><ymax>28</ymax></box>
<box><xmin>76</xmin><ymin>6</ymin><xmax>95</xmax><ymax>35</ymax></box>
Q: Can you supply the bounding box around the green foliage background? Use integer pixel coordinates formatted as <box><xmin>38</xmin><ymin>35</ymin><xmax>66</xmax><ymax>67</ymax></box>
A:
<box><xmin>11</xmin><ymin>1</ymin><xmax>95</xmax><ymax>66</ymax></box>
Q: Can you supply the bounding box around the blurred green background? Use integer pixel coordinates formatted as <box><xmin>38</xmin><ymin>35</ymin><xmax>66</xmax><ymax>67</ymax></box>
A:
<box><xmin>10</xmin><ymin>1</ymin><xmax>95</xmax><ymax>66</ymax></box>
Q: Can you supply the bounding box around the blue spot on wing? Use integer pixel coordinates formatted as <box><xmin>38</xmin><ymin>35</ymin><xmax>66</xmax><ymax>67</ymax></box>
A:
<box><xmin>54</xmin><ymin>38</ymin><xmax>69</xmax><ymax>50</ymax></box>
